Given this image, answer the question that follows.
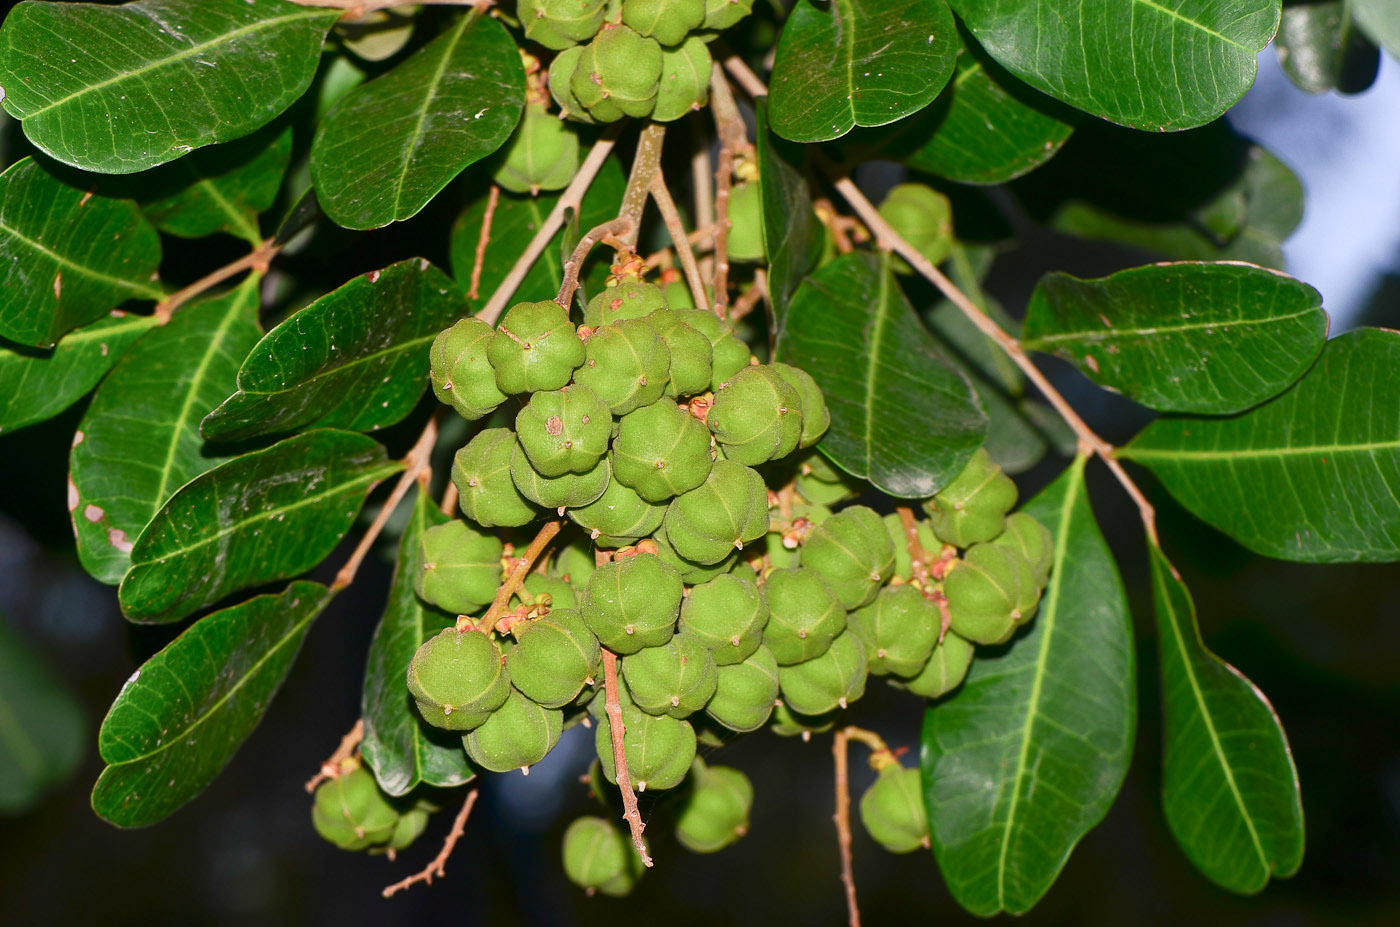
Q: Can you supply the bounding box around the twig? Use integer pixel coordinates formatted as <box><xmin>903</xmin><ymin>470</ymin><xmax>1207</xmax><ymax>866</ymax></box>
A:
<box><xmin>730</xmin><ymin>270</ymin><xmax>766</xmax><ymax>322</ymax></box>
<box><xmin>832</xmin><ymin>728</ymin><xmax>861</xmax><ymax>927</ymax></box>
<box><xmin>381</xmin><ymin>787</ymin><xmax>480</xmax><ymax>898</ymax></box>
<box><xmin>557</xmin><ymin>217</ymin><xmax>634</xmax><ymax>310</ymax></box>
<box><xmin>895</xmin><ymin>506</ymin><xmax>933</xmax><ymax>589</ymax></box>
<box><xmin>477</xmin><ymin>520</ymin><xmax>563</xmax><ymax>629</ymax></box>
<box><xmin>721</xmin><ymin>51</ymin><xmax>768</xmax><ymax>99</ymax></box>
<box><xmin>691</xmin><ymin>116</ymin><xmax>716</xmax><ymax>281</ymax></box>
<box><xmin>602</xmin><ymin>647</ymin><xmax>654</xmax><ymax>867</ymax></box>
<box><xmin>649</xmin><ymin>175</ymin><xmax>711</xmax><ymax>314</ymax></box>
<box><xmin>642</xmin><ymin>224</ymin><xmax>715</xmax><ymax>270</ymax></box>
<box><xmin>304</xmin><ymin>719</ymin><xmax>365</xmax><ymax>793</ymax></box>
<box><xmin>332</xmin><ymin>419</ymin><xmax>437</xmax><ymax>591</ymax></box>
<box><xmin>708</xmin><ymin>65</ymin><xmax>747</xmax><ymax>320</ymax></box>
<box><xmin>439</xmin><ymin>480</ymin><xmax>459</xmax><ymax>516</ymax></box>
<box><xmin>616</xmin><ymin>124</ymin><xmax>668</xmax><ymax>253</ymax></box>
<box><xmin>467</xmin><ymin>185</ymin><xmax>500</xmax><ymax>300</ymax></box>
<box><xmin>153</xmin><ymin>238</ymin><xmax>281</xmax><ymax>323</ymax></box>
<box><xmin>293</xmin><ymin>0</ymin><xmax>488</xmax><ymax>17</ymax></box>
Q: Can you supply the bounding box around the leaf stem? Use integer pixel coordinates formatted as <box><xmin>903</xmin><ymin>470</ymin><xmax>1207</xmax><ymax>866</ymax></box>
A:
<box><xmin>477</xmin><ymin>519</ymin><xmax>563</xmax><ymax>630</ymax></box>
<box><xmin>467</xmin><ymin>184</ymin><xmax>500</xmax><ymax>300</ymax></box>
<box><xmin>557</xmin><ymin>217</ymin><xmax>634</xmax><ymax>311</ymax></box>
<box><xmin>381</xmin><ymin>786</ymin><xmax>480</xmax><ymax>897</ymax></box>
<box><xmin>153</xmin><ymin>238</ymin><xmax>280</xmax><ymax>323</ymax></box>
<box><xmin>708</xmin><ymin>64</ymin><xmax>748</xmax><ymax>320</ymax></box>
<box><xmin>616</xmin><ymin>124</ymin><xmax>667</xmax><ymax>253</ymax></box>
<box><xmin>649</xmin><ymin>174</ymin><xmax>711</xmax><ymax>314</ymax></box>
<box><xmin>602</xmin><ymin>646</ymin><xmax>654</xmax><ymax>867</ymax></box>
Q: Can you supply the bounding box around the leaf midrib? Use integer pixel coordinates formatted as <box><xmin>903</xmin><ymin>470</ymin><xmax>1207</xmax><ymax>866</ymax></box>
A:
<box><xmin>0</xmin><ymin>213</ymin><xmax>164</xmax><ymax>303</ymax></box>
<box><xmin>1123</xmin><ymin>437</ymin><xmax>1400</xmax><ymax>462</ymax></box>
<box><xmin>861</xmin><ymin>259</ymin><xmax>891</xmax><ymax>473</ymax></box>
<box><xmin>1129</xmin><ymin>0</ymin><xmax>1250</xmax><ymax>50</ymax></box>
<box><xmin>232</xmin><ymin>330</ymin><xmax>438</xmax><ymax>400</ymax></box>
<box><xmin>390</xmin><ymin>14</ymin><xmax>473</xmax><ymax>218</ymax></box>
<box><xmin>1026</xmin><ymin>305</ymin><xmax>1318</xmax><ymax>347</ymax></box>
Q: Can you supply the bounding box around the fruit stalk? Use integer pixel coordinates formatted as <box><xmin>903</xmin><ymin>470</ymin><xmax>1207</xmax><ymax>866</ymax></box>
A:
<box><xmin>602</xmin><ymin>647</ymin><xmax>655</xmax><ymax>867</ymax></box>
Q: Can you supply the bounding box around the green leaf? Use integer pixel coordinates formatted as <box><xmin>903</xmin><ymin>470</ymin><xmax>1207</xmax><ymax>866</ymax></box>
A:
<box><xmin>93</xmin><ymin>581</ymin><xmax>334</xmax><ymax>827</ymax></box>
<box><xmin>1122</xmin><ymin>328</ymin><xmax>1400</xmax><ymax>562</ymax></box>
<box><xmin>0</xmin><ymin>158</ymin><xmax>163</xmax><ymax>347</ymax></box>
<box><xmin>775</xmin><ymin>252</ymin><xmax>987</xmax><ymax>497</ymax></box>
<box><xmin>1149</xmin><ymin>544</ymin><xmax>1304</xmax><ymax>892</ymax></box>
<box><xmin>361</xmin><ymin>490</ymin><xmax>476</xmax><ymax>797</ymax></box>
<box><xmin>1354</xmin><ymin>0</ymin><xmax>1400</xmax><ymax>59</ymax></box>
<box><xmin>1024</xmin><ymin>262</ymin><xmax>1329</xmax><ymax>415</ymax></box>
<box><xmin>310</xmin><ymin>12</ymin><xmax>525</xmax><ymax>229</ymax></box>
<box><xmin>756</xmin><ymin>98</ymin><xmax>822</xmax><ymax>339</ymax></box>
<box><xmin>922</xmin><ymin>456</ymin><xmax>1135</xmax><ymax>916</ymax></box>
<box><xmin>202</xmin><ymin>259</ymin><xmax>468</xmax><ymax>442</ymax></box>
<box><xmin>0</xmin><ymin>313</ymin><xmax>158</xmax><ymax>434</ymax></box>
<box><xmin>1276</xmin><ymin>0</ymin><xmax>1379</xmax><ymax>94</ymax></box>
<box><xmin>70</xmin><ymin>276</ymin><xmax>264</xmax><ymax>585</ymax></box>
<box><xmin>950</xmin><ymin>0</ymin><xmax>1280</xmax><ymax>131</ymax></box>
<box><xmin>0</xmin><ymin>0</ymin><xmax>340</xmax><ymax>174</ymax></box>
<box><xmin>769</xmin><ymin>0</ymin><xmax>957</xmax><ymax>142</ymax></box>
<box><xmin>118</xmin><ymin>429</ymin><xmax>402</xmax><ymax>624</ymax></box>
<box><xmin>0</xmin><ymin>616</ymin><xmax>85</xmax><ymax>815</ymax></box>
<box><xmin>449</xmin><ymin>157</ymin><xmax>627</xmax><ymax>308</ymax></box>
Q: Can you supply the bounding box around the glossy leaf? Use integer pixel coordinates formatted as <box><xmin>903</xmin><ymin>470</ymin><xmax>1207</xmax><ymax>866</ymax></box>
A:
<box><xmin>0</xmin><ymin>0</ymin><xmax>339</xmax><ymax>174</ymax></box>
<box><xmin>202</xmin><ymin>259</ymin><xmax>467</xmax><ymax>442</ymax></box>
<box><xmin>1123</xmin><ymin>328</ymin><xmax>1400</xmax><ymax>562</ymax></box>
<box><xmin>0</xmin><ymin>313</ymin><xmax>157</xmax><ymax>434</ymax></box>
<box><xmin>1150</xmin><ymin>544</ymin><xmax>1304</xmax><ymax>892</ymax></box>
<box><xmin>1276</xmin><ymin>0</ymin><xmax>1379</xmax><ymax>94</ymax></box>
<box><xmin>1024</xmin><ymin>262</ymin><xmax>1328</xmax><ymax>414</ymax></box>
<box><xmin>0</xmin><ymin>616</ymin><xmax>85</xmax><ymax>815</ymax></box>
<box><xmin>0</xmin><ymin>158</ymin><xmax>163</xmax><ymax>347</ymax></box>
<box><xmin>70</xmin><ymin>276</ymin><xmax>264</xmax><ymax>585</ymax></box>
<box><xmin>361</xmin><ymin>490</ymin><xmax>476</xmax><ymax>797</ymax></box>
<box><xmin>922</xmin><ymin>456</ymin><xmax>1135</xmax><ymax>916</ymax></box>
<box><xmin>757</xmin><ymin>98</ymin><xmax>823</xmax><ymax>339</ymax></box>
<box><xmin>1354</xmin><ymin>0</ymin><xmax>1400</xmax><ymax>59</ymax></box>
<box><xmin>769</xmin><ymin>0</ymin><xmax>957</xmax><ymax>142</ymax></box>
<box><xmin>775</xmin><ymin>252</ymin><xmax>986</xmax><ymax>497</ymax></box>
<box><xmin>93</xmin><ymin>582</ymin><xmax>334</xmax><ymax>827</ymax></box>
<box><xmin>950</xmin><ymin>0</ymin><xmax>1281</xmax><ymax>131</ymax></box>
<box><xmin>310</xmin><ymin>12</ymin><xmax>525</xmax><ymax>229</ymax></box>
<box><xmin>118</xmin><ymin>429</ymin><xmax>401</xmax><ymax>624</ymax></box>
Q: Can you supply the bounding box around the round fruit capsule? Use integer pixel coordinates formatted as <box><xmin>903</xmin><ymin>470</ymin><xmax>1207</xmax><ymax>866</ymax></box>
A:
<box><xmin>768</xmin><ymin>699</ymin><xmax>836</xmax><ymax>738</ymax></box>
<box><xmin>584</xmin><ymin>279</ymin><xmax>669</xmax><ymax>328</ymax></box>
<box><xmin>662</xmin><ymin>459</ymin><xmax>769</xmax><ymax>564</ymax></box>
<box><xmin>762</xmin><ymin>566</ymin><xmax>846</xmax><ymax>665</ymax></box>
<box><xmin>878</xmin><ymin>183</ymin><xmax>953</xmax><ymax>274</ymax></box>
<box><xmin>992</xmin><ymin>511</ymin><xmax>1054</xmax><ymax>587</ymax></box>
<box><xmin>801</xmin><ymin>505</ymin><xmax>896</xmax><ymax>609</ymax></box>
<box><xmin>769</xmin><ymin>362</ymin><xmax>829</xmax><ymax>449</ymax></box>
<box><xmin>548</xmin><ymin>45</ymin><xmax>594</xmax><ymax>123</ymax></box>
<box><xmin>776</xmin><ymin>630</ymin><xmax>868</xmax><ymax>716</ymax></box>
<box><xmin>923</xmin><ymin>448</ymin><xmax>1018</xmax><ymax>547</ymax></box>
<box><xmin>705</xmin><ymin>644</ymin><xmax>779</xmax><ymax>733</ymax></box>
<box><xmin>407</xmin><ymin>628</ymin><xmax>510</xmax><ymax>730</ymax></box>
<box><xmin>515</xmin><ymin>383</ymin><xmax>612</xmax><ymax>476</ymax></box>
<box><xmin>430</xmin><ymin>318</ymin><xmax>506</xmax><ymax>421</ymax></box>
<box><xmin>647</xmin><ymin>309</ymin><xmax>713</xmax><ymax>396</ymax></box>
<box><xmin>453</xmin><ymin>427</ymin><xmax>541</xmax><ymax>528</ymax></box>
<box><xmin>519</xmin><ymin>0</ymin><xmax>607</xmax><ymax>50</ymax></box>
<box><xmin>414</xmin><ymin>520</ymin><xmax>503</xmax><ymax>615</ymax></box>
<box><xmin>725</xmin><ymin>181</ymin><xmax>763</xmax><ymax>263</ymax></box>
<box><xmin>383</xmin><ymin>803</ymin><xmax>431</xmax><ymax>853</ymax></box>
<box><xmin>653</xmin><ymin>36</ymin><xmax>711</xmax><ymax>121</ymax></box>
<box><xmin>573</xmin><ymin>318</ymin><xmax>671</xmax><ymax>415</ymax></box>
<box><xmin>510</xmin><ymin>443</ymin><xmax>611</xmax><ymax>512</ymax></box>
<box><xmin>652</xmin><ymin>527</ymin><xmax>738</xmax><ymax>583</ymax></box>
<box><xmin>509</xmin><ymin>609</ymin><xmax>600</xmax><ymax>708</ymax></box>
<box><xmin>582</xmin><ymin>552</ymin><xmax>683</xmax><ymax>653</ymax></box>
<box><xmin>848</xmin><ymin>584</ymin><xmax>940</xmax><ymax>677</ymax></box>
<box><xmin>622</xmin><ymin>0</ymin><xmax>705</xmax><ymax>47</ymax></box>
<box><xmin>493</xmin><ymin>105</ymin><xmax>581</xmax><ymax>194</ymax></box>
<box><xmin>487</xmin><ymin>300</ymin><xmax>585</xmax><ymax>394</ymax></box>
<box><xmin>311</xmin><ymin>763</ymin><xmax>400</xmax><ymax>851</ymax></box>
<box><xmin>595</xmin><ymin>704</ymin><xmax>697</xmax><ymax>791</ymax></box>
<box><xmin>562</xmin><ymin>815</ymin><xmax>641</xmax><ymax>896</ymax></box>
<box><xmin>943</xmin><ymin>542</ymin><xmax>1035</xmax><ymax>645</ymax></box>
<box><xmin>889</xmin><ymin>630</ymin><xmax>974</xmax><ymax>699</ymax></box>
<box><xmin>706</xmin><ymin>365</ymin><xmax>804</xmax><ymax>466</ymax></box>
<box><xmin>679</xmin><ymin>571</ymin><xmax>768</xmax><ymax>664</ymax></box>
<box><xmin>674</xmin><ymin>761</ymin><xmax>753</xmax><ymax>853</ymax></box>
<box><xmin>570</xmin><ymin>24</ymin><xmax>664</xmax><ymax>122</ymax></box>
<box><xmin>462</xmin><ymin>688</ymin><xmax>564</xmax><ymax>773</ymax></box>
<box><xmin>568</xmin><ymin>476</ymin><xmax>667</xmax><ymax>545</ymax></box>
<box><xmin>551</xmin><ymin>537</ymin><xmax>598</xmax><ymax>585</ymax></box>
<box><xmin>611</xmin><ymin>400</ymin><xmax>714</xmax><ymax>502</ymax></box>
<box><xmin>858</xmin><ymin>764</ymin><xmax>930</xmax><ymax>853</ymax></box>
<box><xmin>701</xmin><ymin>0</ymin><xmax>754</xmax><ymax>30</ymax></box>
<box><xmin>621</xmin><ymin>632</ymin><xmax>717</xmax><ymax>718</ymax></box>
<box><xmin>670</xmin><ymin>308</ymin><xmax>749</xmax><ymax>389</ymax></box>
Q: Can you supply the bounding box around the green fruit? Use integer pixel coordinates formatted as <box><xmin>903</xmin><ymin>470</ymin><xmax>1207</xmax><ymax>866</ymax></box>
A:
<box><xmin>573</xmin><ymin>318</ymin><xmax>671</xmax><ymax>415</ymax></box>
<box><xmin>548</xmin><ymin>46</ymin><xmax>595</xmax><ymax>123</ymax></box>
<box><xmin>679</xmin><ymin>572</ymin><xmax>767</xmax><ymax>664</ymax></box>
<box><xmin>569</xmin><ymin>477</ymin><xmax>667</xmax><ymax>545</ymax></box>
<box><xmin>883</xmin><ymin>513</ymin><xmax>940</xmax><ymax>582</ymax></box>
<box><xmin>653</xmin><ymin>37</ymin><xmax>711</xmax><ymax>121</ymax></box>
<box><xmin>890</xmin><ymin>630</ymin><xmax>974</xmax><ymax>699</ymax></box>
<box><xmin>647</xmin><ymin>309</ymin><xmax>713</xmax><ymax>396</ymax></box>
<box><xmin>515</xmin><ymin>383</ymin><xmax>612</xmax><ymax>476</ymax></box>
<box><xmin>795</xmin><ymin>453</ymin><xmax>860</xmax><ymax>506</ymax></box>
<box><xmin>705</xmin><ymin>644</ymin><xmax>779</xmax><ymax>732</ymax></box>
<box><xmin>725</xmin><ymin>181</ymin><xmax>764</xmax><ymax>262</ymax></box>
<box><xmin>701</xmin><ymin>0</ymin><xmax>754</xmax><ymax>30</ymax></box>
<box><xmin>414</xmin><ymin>520</ymin><xmax>503</xmax><ymax>614</ymax></box>
<box><xmin>582</xmin><ymin>552</ymin><xmax>683</xmax><ymax>653</ymax></box>
<box><xmin>859</xmin><ymin>765</ymin><xmax>929</xmax><ymax>853</ymax></box>
<box><xmin>776</xmin><ymin>630</ymin><xmax>868</xmax><ymax>715</ymax></box>
<box><xmin>562</xmin><ymin>816</ymin><xmax>641</xmax><ymax>896</ymax></box>
<box><xmin>621</xmin><ymin>632</ymin><xmax>717</xmax><ymax>718</ymax></box>
<box><xmin>509</xmin><ymin>609</ymin><xmax>600</xmax><ymax>708</ymax></box>
<box><xmin>463</xmin><ymin>688</ymin><xmax>564</xmax><ymax>773</ymax></box>
<box><xmin>848</xmin><ymin>584</ymin><xmax>939</xmax><ymax>676</ymax></box>
<box><xmin>923</xmin><ymin>448</ymin><xmax>1018</xmax><ymax>547</ymax></box>
<box><xmin>595</xmin><ymin>704</ymin><xmax>697</xmax><ymax>790</ymax></box>
<box><xmin>653</xmin><ymin>528</ymin><xmax>738</xmax><ymax>582</ymax></box>
<box><xmin>488</xmin><ymin>300</ymin><xmax>585</xmax><ymax>394</ymax></box>
<box><xmin>493</xmin><ymin>105</ymin><xmax>581</xmax><ymax>194</ymax></box>
<box><xmin>671</xmin><ymin>308</ymin><xmax>749</xmax><ymax>389</ymax></box>
<box><xmin>944</xmin><ymin>543</ymin><xmax>1035</xmax><ymax>645</ymax></box>
<box><xmin>585</xmin><ymin>279</ymin><xmax>669</xmax><ymax>328</ymax></box>
<box><xmin>511</xmin><ymin>443</ymin><xmax>611</xmax><ymax>511</ymax></box>
<box><xmin>622</xmin><ymin>0</ymin><xmax>704</xmax><ymax>46</ymax></box>
<box><xmin>878</xmin><ymin>183</ymin><xmax>953</xmax><ymax>274</ymax></box>
<box><xmin>769</xmin><ymin>362</ymin><xmax>828</xmax><ymax>448</ymax></box>
<box><xmin>452</xmin><ymin>428</ymin><xmax>540</xmax><ymax>528</ymax></box>
<box><xmin>762</xmin><ymin>566</ymin><xmax>846</xmax><ymax>665</ymax></box>
<box><xmin>571</xmin><ymin>25</ymin><xmax>664</xmax><ymax>122</ymax></box>
<box><xmin>521</xmin><ymin>0</ymin><xmax>607</xmax><ymax>50</ymax></box>
<box><xmin>512</xmin><ymin>572</ymin><xmax>579</xmax><ymax>611</ymax></box>
<box><xmin>663</xmin><ymin>460</ymin><xmax>769</xmax><ymax>564</ymax></box>
<box><xmin>551</xmin><ymin>537</ymin><xmax>598</xmax><ymax>585</ymax></box>
<box><xmin>674</xmin><ymin>761</ymin><xmax>752</xmax><ymax>853</ymax></box>
<box><xmin>407</xmin><ymin>628</ymin><xmax>510</xmax><ymax>730</ymax></box>
<box><xmin>801</xmin><ymin>505</ymin><xmax>896</xmax><ymax>609</ymax></box>
<box><xmin>707</xmin><ymin>365</ymin><xmax>803</xmax><ymax>465</ymax></box>
<box><xmin>611</xmin><ymin>400</ymin><xmax>714</xmax><ymax>501</ymax></box>
<box><xmin>992</xmin><ymin>511</ymin><xmax>1054</xmax><ymax>587</ymax></box>
<box><xmin>430</xmin><ymin>318</ymin><xmax>507</xmax><ymax>421</ymax></box>
<box><xmin>768</xmin><ymin>699</ymin><xmax>836</xmax><ymax>738</ymax></box>
<box><xmin>384</xmin><ymin>804</ymin><xmax>431</xmax><ymax>852</ymax></box>
<box><xmin>311</xmin><ymin>764</ymin><xmax>400</xmax><ymax>851</ymax></box>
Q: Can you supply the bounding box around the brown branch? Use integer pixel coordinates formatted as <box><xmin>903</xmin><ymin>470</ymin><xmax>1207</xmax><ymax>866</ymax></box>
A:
<box><xmin>832</xmin><ymin>727</ymin><xmax>861</xmax><ymax>927</ymax></box>
<box><xmin>649</xmin><ymin>175</ymin><xmax>710</xmax><ymax>314</ymax></box>
<box><xmin>304</xmin><ymin>719</ymin><xmax>365</xmax><ymax>793</ymax></box>
<box><xmin>467</xmin><ymin>184</ymin><xmax>500</xmax><ymax>300</ymax></box>
<box><xmin>557</xmin><ymin>217</ymin><xmax>634</xmax><ymax>311</ymax></box>
<box><xmin>381</xmin><ymin>787</ymin><xmax>480</xmax><ymax>898</ymax></box>
<box><xmin>730</xmin><ymin>272</ymin><xmax>766</xmax><ymax>322</ymax></box>
<box><xmin>616</xmin><ymin>124</ymin><xmax>667</xmax><ymax>253</ymax></box>
<box><xmin>691</xmin><ymin>117</ymin><xmax>716</xmax><ymax>281</ymax></box>
<box><xmin>293</xmin><ymin>0</ymin><xmax>488</xmax><ymax>17</ymax></box>
<box><xmin>708</xmin><ymin>65</ymin><xmax>748</xmax><ymax>320</ymax></box>
<box><xmin>477</xmin><ymin>520</ymin><xmax>563</xmax><ymax>629</ymax></box>
<box><xmin>439</xmin><ymin>480</ymin><xmax>459</xmax><ymax>516</ymax></box>
<box><xmin>154</xmin><ymin>238</ymin><xmax>280</xmax><ymax>323</ymax></box>
<box><xmin>721</xmin><ymin>51</ymin><xmax>768</xmax><ymax>99</ymax></box>
<box><xmin>895</xmin><ymin>506</ymin><xmax>933</xmax><ymax>589</ymax></box>
<box><xmin>602</xmin><ymin>647</ymin><xmax>654</xmax><ymax>867</ymax></box>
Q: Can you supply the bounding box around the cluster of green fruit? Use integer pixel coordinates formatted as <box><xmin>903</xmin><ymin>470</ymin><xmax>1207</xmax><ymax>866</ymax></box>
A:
<box><xmin>312</xmin><ymin>758</ymin><xmax>434</xmax><ymax>854</ymax></box>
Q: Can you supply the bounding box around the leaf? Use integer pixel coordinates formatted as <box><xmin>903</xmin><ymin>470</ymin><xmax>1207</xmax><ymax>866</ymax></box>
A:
<box><xmin>0</xmin><ymin>158</ymin><xmax>163</xmax><ymax>347</ymax></box>
<box><xmin>360</xmin><ymin>489</ymin><xmax>476</xmax><ymax>797</ymax></box>
<box><xmin>950</xmin><ymin>0</ymin><xmax>1281</xmax><ymax>131</ymax></box>
<box><xmin>0</xmin><ymin>0</ymin><xmax>340</xmax><ymax>174</ymax></box>
<box><xmin>70</xmin><ymin>276</ymin><xmax>264</xmax><ymax>585</ymax></box>
<box><xmin>449</xmin><ymin>157</ymin><xmax>627</xmax><ymax>308</ymax></box>
<box><xmin>775</xmin><ymin>252</ymin><xmax>987</xmax><ymax>497</ymax></box>
<box><xmin>1354</xmin><ymin>0</ymin><xmax>1400</xmax><ymax>59</ymax></box>
<box><xmin>922</xmin><ymin>456</ymin><xmax>1135</xmax><ymax>916</ymax></box>
<box><xmin>756</xmin><ymin>98</ymin><xmax>822</xmax><ymax>339</ymax></box>
<box><xmin>310</xmin><ymin>12</ymin><xmax>525</xmax><ymax>229</ymax></box>
<box><xmin>769</xmin><ymin>0</ymin><xmax>957</xmax><ymax>142</ymax></box>
<box><xmin>0</xmin><ymin>615</ymin><xmax>85</xmax><ymax>815</ymax></box>
<box><xmin>1149</xmin><ymin>544</ymin><xmax>1304</xmax><ymax>892</ymax></box>
<box><xmin>202</xmin><ymin>259</ymin><xmax>468</xmax><ymax>442</ymax></box>
<box><xmin>92</xmin><ymin>581</ymin><xmax>334</xmax><ymax>827</ymax></box>
<box><xmin>1122</xmin><ymin>328</ymin><xmax>1400</xmax><ymax>562</ymax></box>
<box><xmin>1276</xmin><ymin>0</ymin><xmax>1379</xmax><ymax>94</ymax></box>
<box><xmin>118</xmin><ymin>429</ymin><xmax>402</xmax><ymax>624</ymax></box>
<box><xmin>0</xmin><ymin>313</ymin><xmax>158</xmax><ymax>434</ymax></box>
<box><xmin>1024</xmin><ymin>262</ymin><xmax>1329</xmax><ymax>415</ymax></box>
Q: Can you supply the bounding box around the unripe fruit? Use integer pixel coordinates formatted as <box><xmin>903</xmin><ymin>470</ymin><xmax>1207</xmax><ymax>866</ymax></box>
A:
<box><xmin>571</xmin><ymin>25</ymin><xmax>664</xmax><ymax>122</ymax></box>
<box><xmin>652</xmin><ymin>527</ymin><xmax>737</xmax><ymax>582</ymax></box>
<box><xmin>679</xmin><ymin>572</ymin><xmax>767</xmax><ymax>664</ymax></box>
<box><xmin>414</xmin><ymin>520</ymin><xmax>503</xmax><ymax>614</ymax></box>
<box><xmin>385</xmin><ymin>804</ymin><xmax>431</xmax><ymax>852</ymax></box>
<box><xmin>548</xmin><ymin>46</ymin><xmax>594</xmax><ymax>123</ymax></box>
<box><xmin>520</xmin><ymin>0</ymin><xmax>607</xmax><ymax>51</ymax></box>
<box><xmin>768</xmin><ymin>700</ymin><xmax>836</xmax><ymax>738</ymax></box>
<box><xmin>622</xmin><ymin>0</ymin><xmax>704</xmax><ymax>46</ymax></box>
<box><xmin>568</xmin><ymin>476</ymin><xmax>666</xmax><ymax>545</ymax></box>
<box><xmin>884</xmin><ymin>512</ymin><xmax>940</xmax><ymax>582</ymax></box>
<box><xmin>647</xmin><ymin>309</ymin><xmax>713</xmax><ymax>396</ymax></box>
<box><xmin>992</xmin><ymin>511</ymin><xmax>1054</xmax><ymax>587</ymax></box>
<box><xmin>762</xmin><ymin>566</ymin><xmax>846</xmax><ymax>665</ymax></box>
<box><xmin>515</xmin><ymin>383</ymin><xmax>612</xmax><ymax>476</ymax></box>
<box><xmin>705</xmin><ymin>644</ymin><xmax>779</xmax><ymax>732</ymax></box>
<box><xmin>776</xmin><ymin>630</ymin><xmax>868</xmax><ymax>715</ymax></box>
<box><xmin>796</xmin><ymin>452</ymin><xmax>860</xmax><ymax>506</ymax></box>
<box><xmin>944</xmin><ymin>543</ymin><xmax>1035</xmax><ymax>645</ymax></box>
<box><xmin>562</xmin><ymin>816</ymin><xmax>640</xmax><ymax>897</ymax></box>
<box><xmin>493</xmin><ymin>105</ymin><xmax>580</xmax><ymax>194</ymax></box>
<box><xmin>653</xmin><ymin>37</ymin><xmax>712</xmax><ymax>122</ymax></box>
<box><xmin>509</xmin><ymin>609</ymin><xmax>600</xmax><ymax>708</ymax></box>
<box><xmin>701</xmin><ymin>0</ymin><xmax>754</xmax><ymax>30</ymax></box>
<box><xmin>674</xmin><ymin>761</ymin><xmax>753</xmax><ymax>853</ymax></box>
<box><xmin>573</xmin><ymin>318</ymin><xmax>671</xmax><ymax>415</ymax></box>
<box><xmin>848</xmin><ymin>584</ymin><xmax>939</xmax><ymax>677</ymax></box>
<box><xmin>621</xmin><ymin>632</ymin><xmax>717</xmax><ymax>718</ymax></box>
<box><xmin>551</xmin><ymin>537</ymin><xmax>598</xmax><ymax>585</ymax></box>
<box><xmin>463</xmin><ymin>688</ymin><xmax>563</xmax><ymax>773</ymax></box>
<box><xmin>769</xmin><ymin>362</ymin><xmax>829</xmax><ymax>448</ymax></box>
<box><xmin>488</xmin><ymin>300</ymin><xmax>585</xmax><ymax>394</ymax></box>
<box><xmin>801</xmin><ymin>505</ymin><xmax>896</xmax><ymax>609</ymax></box>
<box><xmin>707</xmin><ymin>365</ymin><xmax>803</xmax><ymax>465</ymax></box>
<box><xmin>878</xmin><ymin>183</ymin><xmax>953</xmax><ymax>273</ymax></box>
<box><xmin>595</xmin><ymin>704</ymin><xmax>697</xmax><ymax>790</ymax></box>
<box><xmin>430</xmin><ymin>318</ymin><xmax>506</xmax><ymax>420</ymax></box>
<box><xmin>670</xmin><ymin>308</ymin><xmax>749</xmax><ymax>389</ymax></box>
<box><xmin>452</xmin><ymin>428</ymin><xmax>540</xmax><ymax>528</ymax></box>
<box><xmin>511</xmin><ymin>444</ymin><xmax>611</xmax><ymax>511</ymax></box>
<box><xmin>663</xmin><ymin>460</ymin><xmax>769</xmax><ymax>564</ymax></box>
<box><xmin>584</xmin><ymin>279</ymin><xmax>668</xmax><ymax>328</ymax></box>
<box><xmin>407</xmin><ymin>629</ymin><xmax>510</xmax><ymax>731</ymax></box>
<box><xmin>725</xmin><ymin>181</ymin><xmax>764</xmax><ymax>262</ymax></box>
<box><xmin>612</xmin><ymin>400</ymin><xmax>713</xmax><ymax>501</ymax></box>
<box><xmin>890</xmin><ymin>630</ymin><xmax>974</xmax><ymax>699</ymax></box>
<box><xmin>859</xmin><ymin>764</ymin><xmax>930</xmax><ymax>853</ymax></box>
<box><xmin>311</xmin><ymin>764</ymin><xmax>400</xmax><ymax>851</ymax></box>
<box><xmin>512</xmin><ymin>572</ymin><xmax>579</xmax><ymax>611</ymax></box>
<box><xmin>923</xmin><ymin>448</ymin><xmax>1017</xmax><ymax>547</ymax></box>
<box><xmin>583</xmin><ymin>552</ymin><xmax>683</xmax><ymax>653</ymax></box>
